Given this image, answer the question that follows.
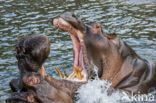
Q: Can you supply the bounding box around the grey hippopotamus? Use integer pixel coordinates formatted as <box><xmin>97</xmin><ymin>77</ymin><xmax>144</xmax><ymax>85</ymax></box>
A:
<box><xmin>53</xmin><ymin>12</ymin><xmax>156</xmax><ymax>94</ymax></box>
<box><xmin>6</xmin><ymin>34</ymin><xmax>87</xmax><ymax>103</ymax></box>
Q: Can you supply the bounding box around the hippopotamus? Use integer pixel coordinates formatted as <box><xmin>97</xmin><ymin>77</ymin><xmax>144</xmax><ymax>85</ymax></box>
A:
<box><xmin>6</xmin><ymin>34</ymin><xmax>87</xmax><ymax>103</ymax></box>
<box><xmin>53</xmin><ymin>12</ymin><xmax>156</xmax><ymax>94</ymax></box>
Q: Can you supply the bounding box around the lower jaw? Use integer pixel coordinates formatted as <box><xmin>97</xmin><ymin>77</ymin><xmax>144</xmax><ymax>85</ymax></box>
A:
<box><xmin>67</xmin><ymin>45</ymin><xmax>88</xmax><ymax>82</ymax></box>
<box><xmin>66</xmin><ymin>68</ymin><xmax>88</xmax><ymax>82</ymax></box>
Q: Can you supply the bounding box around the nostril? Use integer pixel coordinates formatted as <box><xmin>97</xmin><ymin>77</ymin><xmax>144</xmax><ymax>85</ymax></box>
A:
<box><xmin>93</xmin><ymin>23</ymin><xmax>101</xmax><ymax>29</ymax></box>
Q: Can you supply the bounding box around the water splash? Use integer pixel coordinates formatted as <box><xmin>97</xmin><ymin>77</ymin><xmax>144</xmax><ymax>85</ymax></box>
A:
<box><xmin>76</xmin><ymin>65</ymin><xmax>156</xmax><ymax>103</ymax></box>
<box><xmin>76</xmin><ymin>78</ymin><xmax>123</xmax><ymax>103</ymax></box>
<box><xmin>76</xmin><ymin>64</ymin><xmax>123</xmax><ymax>103</ymax></box>
<box><xmin>76</xmin><ymin>78</ymin><xmax>156</xmax><ymax>103</ymax></box>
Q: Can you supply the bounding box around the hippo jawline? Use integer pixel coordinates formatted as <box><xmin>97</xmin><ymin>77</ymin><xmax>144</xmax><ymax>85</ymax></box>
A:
<box><xmin>53</xmin><ymin>17</ymin><xmax>88</xmax><ymax>82</ymax></box>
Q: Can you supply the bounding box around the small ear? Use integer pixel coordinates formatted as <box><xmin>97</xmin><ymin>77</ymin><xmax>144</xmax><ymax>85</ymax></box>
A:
<box><xmin>104</xmin><ymin>33</ymin><xmax>117</xmax><ymax>39</ymax></box>
<box><xmin>16</xmin><ymin>47</ymin><xmax>19</xmax><ymax>53</ymax></box>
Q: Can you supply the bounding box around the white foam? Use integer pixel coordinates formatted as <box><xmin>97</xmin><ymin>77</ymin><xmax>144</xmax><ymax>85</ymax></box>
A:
<box><xmin>76</xmin><ymin>78</ymin><xmax>156</xmax><ymax>103</ymax></box>
<box><xmin>76</xmin><ymin>78</ymin><xmax>123</xmax><ymax>103</ymax></box>
<box><xmin>76</xmin><ymin>64</ymin><xmax>124</xmax><ymax>103</ymax></box>
<box><xmin>76</xmin><ymin>63</ymin><xmax>156</xmax><ymax>103</ymax></box>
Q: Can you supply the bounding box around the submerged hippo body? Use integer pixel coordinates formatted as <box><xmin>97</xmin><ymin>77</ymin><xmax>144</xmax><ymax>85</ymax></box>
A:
<box><xmin>53</xmin><ymin>12</ymin><xmax>156</xmax><ymax>94</ymax></box>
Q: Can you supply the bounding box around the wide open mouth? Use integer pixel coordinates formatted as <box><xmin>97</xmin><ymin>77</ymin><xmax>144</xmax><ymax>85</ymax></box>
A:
<box><xmin>53</xmin><ymin>13</ymin><xmax>88</xmax><ymax>82</ymax></box>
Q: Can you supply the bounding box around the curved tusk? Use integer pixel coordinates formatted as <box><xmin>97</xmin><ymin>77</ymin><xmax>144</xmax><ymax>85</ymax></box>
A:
<box><xmin>55</xmin><ymin>67</ymin><xmax>64</xmax><ymax>79</ymax></box>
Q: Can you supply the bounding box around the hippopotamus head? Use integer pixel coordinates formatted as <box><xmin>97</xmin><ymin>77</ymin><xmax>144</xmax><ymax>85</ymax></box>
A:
<box><xmin>16</xmin><ymin>35</ymin><xmax>50</xmax><ymax>79</ymax></box>
<box><xmin>53</xmin><ymin>12</ymin><xmax>123</xmax><ymax>82</ymax></box>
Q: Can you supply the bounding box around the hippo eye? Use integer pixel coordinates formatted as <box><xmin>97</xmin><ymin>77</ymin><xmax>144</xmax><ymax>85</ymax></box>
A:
<box><xmin>96</xmin><ymin>25</ymin><xmax>100</xmax><ymax>29</ymax></box>
<box><xmin>16</xmin><ymin>47</ymin><xmax>19</xmax><ymax>53</ymax></box>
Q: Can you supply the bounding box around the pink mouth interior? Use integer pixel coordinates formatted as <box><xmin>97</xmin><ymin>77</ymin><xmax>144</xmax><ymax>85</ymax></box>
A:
<box><xmin>53</xmin><ymin>18</ymin><xmax>87</xmax><ymax>82</ymax></box>
<box><xmin>71</xmin><ymin>35</ymin><xmax>82</xmax><ymax>68</ymax></box>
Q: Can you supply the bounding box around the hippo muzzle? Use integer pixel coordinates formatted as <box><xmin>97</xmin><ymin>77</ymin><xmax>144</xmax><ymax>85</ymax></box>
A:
<box><xmin>53</xmin><ymin>12</ymin><xmax>92</xmax><ymax>82</ymax></box>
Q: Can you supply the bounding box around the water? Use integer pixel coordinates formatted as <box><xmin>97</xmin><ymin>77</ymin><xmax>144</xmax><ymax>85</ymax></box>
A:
<box><xmin>77</xmin><ymin>79</ymin><xmax>156</xmax><ymax>103</ymax></box>
<box><xmin>76</xmin><ymin>65</ymin><xmax>123</xmax><ymax>103</ymax></box>
<box><xmin>77</xmin><ymin>79</ymin><xmax>122</xmax><ymax>103</ymax></box>
<box><xmin>0</xmin><ymin>0</ymin><xmax>156</xmax><ymax>102</ymax></box>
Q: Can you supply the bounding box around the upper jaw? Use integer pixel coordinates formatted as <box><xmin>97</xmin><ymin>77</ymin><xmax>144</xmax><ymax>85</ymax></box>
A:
<box><xmin>53</xmin><ymin>12</ymin><xmax>86</xmax><ymax>33</ymax></box>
